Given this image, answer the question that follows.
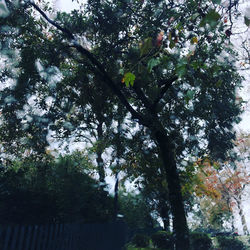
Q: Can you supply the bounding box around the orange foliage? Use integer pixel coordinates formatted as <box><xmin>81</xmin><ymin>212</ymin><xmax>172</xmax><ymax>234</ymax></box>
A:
<box><xmin>194</xmin><ymin>157</ymin><xmax>250</xmax><ymax>210</ymax></box>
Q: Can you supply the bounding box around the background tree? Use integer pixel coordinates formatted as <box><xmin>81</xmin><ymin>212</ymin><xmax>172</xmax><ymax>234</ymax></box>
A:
<box><xmin>191</xmin><ymin>156</ymin><xmax>250</xmax><ymax>233</ymax></box>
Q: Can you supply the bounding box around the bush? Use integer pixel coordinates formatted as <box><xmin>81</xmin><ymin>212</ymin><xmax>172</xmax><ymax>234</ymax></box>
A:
<box><xmin>131</xmin><ymin>234</ymin><xmax>150</xmax><ymax>248</ymax></box>
<box><xmin>190</xmin><ymin>232</ymin><xmax>212</xmax><ymax>250</ymax></box>
<box><xmin>217</xmin><ymin>236</ymin><xmax>246</xmax><ymax>250</ymax></box>
<box><xmin>151</xmin><ymin>231</ymin><xmax>174</xmax><ymax>249</ymax></box>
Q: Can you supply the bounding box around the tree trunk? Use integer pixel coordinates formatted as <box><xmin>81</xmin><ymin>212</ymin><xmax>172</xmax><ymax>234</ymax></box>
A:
<box><xmin>236</xmin><ymin>197</ymin><xmax>249</xmax><ymax>235</ymax></box>
<box><xmin>154</xmin><ymin>130</ymin><xmax>190</xmax><ymax>250</ymax></box>
<box><xmin>158</xmin><ymin>195</ymin><xmax>170</xmax><ymax>231</ymax></box>
<box><xmin>96</xmin><ymin>121</ymin><xmax>105</xmax><ymax>183</ymax></box>
<box><xmin>161</xmin><ymin>211</ymin><xmax>170</xmax><ymax>231</ymax></box>
<box><xmin>113</xmin><ymin>114</ymin><xmax>122</xmax><ymax>220</ymax></box>
<box><xmin>113</xmin><ymin>172</ymin><xmax>119</xmax><ymax>220</ymax></box>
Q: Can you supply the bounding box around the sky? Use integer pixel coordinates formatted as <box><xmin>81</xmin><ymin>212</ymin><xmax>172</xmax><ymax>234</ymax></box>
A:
<box><xmin>54</xmin><ymin>0</ymin><xmax>80</xmax><ymax>12</ymax></box>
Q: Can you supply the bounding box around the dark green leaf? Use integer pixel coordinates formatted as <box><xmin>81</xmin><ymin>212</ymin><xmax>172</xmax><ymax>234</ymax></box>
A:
<box><xmin>244</xmin><ymin>16</ymin><xmax>250</xmax><ymax>27</ymax></box>
<box><xmin>200</xmin><ymin>9</ymin><xmax>220</xmax><ymax>28</ymax></box>
<box><xmin>140</xmin><ymin>37</ymin><xmax>153</xmax><ymax>56</ymax></box>
<box><xmin>147</xmin><ymin>58</ymin><xmax>160</xmax><ymax>72</ymax></box>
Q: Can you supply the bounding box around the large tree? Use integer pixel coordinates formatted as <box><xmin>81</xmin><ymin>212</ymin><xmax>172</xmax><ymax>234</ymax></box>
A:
<box><xmin>0</xmin><ymin>0</ymin><xmax>243</xmax><ymax>248</ymax></box>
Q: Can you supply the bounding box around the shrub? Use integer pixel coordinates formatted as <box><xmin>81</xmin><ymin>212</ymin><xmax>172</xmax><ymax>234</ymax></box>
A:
<box><xmin>190</xmin><ymin>232</ymin><xmax>212</xmax><ymax>250</ymax></box>
<box><xmin>131</xmin><ymin>234</ymin><xmax>150</xmax><ymax>248</ymax></box>
<box><xmin>217</xmin><ymin>236</ymin><xmax>246</xmax><ymax>250</ymax></box>
<box><xmin>151</xmin><ymin>231</ymin><xmax>174</xmax><ymax>249</ymax></box>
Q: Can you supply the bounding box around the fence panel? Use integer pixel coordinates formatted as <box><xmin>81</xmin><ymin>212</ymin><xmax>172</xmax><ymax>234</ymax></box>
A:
<box><xmin>0</xmin><ymin>221</ymin><xmax>128</xmax><ymax>250</ymax></box>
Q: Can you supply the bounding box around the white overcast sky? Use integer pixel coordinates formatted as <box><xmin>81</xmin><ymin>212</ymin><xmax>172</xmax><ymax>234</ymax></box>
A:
<box><xmin>54</xmin><ymin>0</ymin><xmax>80</xmax><ymax>12</ymax></box>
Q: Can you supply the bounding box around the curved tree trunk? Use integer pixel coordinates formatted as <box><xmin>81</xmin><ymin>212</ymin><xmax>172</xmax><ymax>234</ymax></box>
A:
<box><xmin>154</xmin><ymin>130</ymin><xmax>190</xmax><ymax>250</ymax></box>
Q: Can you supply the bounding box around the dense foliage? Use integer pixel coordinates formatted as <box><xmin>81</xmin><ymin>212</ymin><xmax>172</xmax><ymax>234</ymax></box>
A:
<box><xmin>118</xmin><ymin>191</ymin><xmax>158</xmax><ymax>230</ymax></box>
<box><xmin>0</xmin><ymin>153</ymin><xmax>113</xmax><ymax>224</ymax></box>
<box><xmin>131</xmin><ymin>234</ymin><xmax>150</xmax><ymax>248</ymax></box>
<box><xmin>0</xmin><ymin>0</ymin><xmax>244</xmax><ymax>248</ymax></box>
<box><xmin>217</xmin><ymin>236</ymin><xmax>246</xmax><ymax>250</ymax></box>
<box><xmin>151</xmin><ymin>230</ymin><xmax>174</xmax><ymax>249</ymax></box>
<box><xmin>190</xmin><ymin>232</ymin><xmax>212</xmax><ymax>250</ymax></box>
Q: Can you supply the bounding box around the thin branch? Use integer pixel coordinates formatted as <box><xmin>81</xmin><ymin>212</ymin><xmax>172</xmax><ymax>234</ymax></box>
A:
<box><xmin>132</xmin><ymin>83</ymin><xmax>155</xmax><ymax>112</ymax></box>
<box><xmin>29</xmin><ymin>1</ymin><xmax>74</xmax><ymax>40</ymax></box>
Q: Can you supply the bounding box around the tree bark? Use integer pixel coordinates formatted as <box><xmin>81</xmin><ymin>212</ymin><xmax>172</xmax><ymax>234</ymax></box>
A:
<box><xmin>154</xmin><ymin>130</ymin><xmax>190</xmax><ymax>250</ymax></box>
<box><xmin>158</xmin><ymin>194</ymin><xmax>171</xmax><ymax>231</ymax></box>
<box><xmin>113</xmin><ymin>172</ymin><xmax>119</xmax><ymax>220</ymax></box>
<box><xmin>96</xmin><ymin>121</ymin><xmax>105</xmax><ymax>184</ymax></box>
<box><xmin>160</xmin><ymin>206</ymin><xmax>170</xmax><ymax>231</ymax></box>
<box><xmin>236</xmin><ymin>196</ymin><xmax>249</xmax><ymax>235</ymax></box>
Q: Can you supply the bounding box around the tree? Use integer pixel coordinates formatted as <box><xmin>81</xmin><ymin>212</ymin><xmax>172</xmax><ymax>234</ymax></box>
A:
<box><xmin>191</xmin><ymin>159</ymin><xmax>233</xmax><ymax>230</ymax></box>
<box><xmin>192</xmin><ymin>156</ymin><xmax>250</xmax><ymax>233</ymax></box>
<box><xmin>1</xmin><ymin>1</ymin><xmax>243</xmax><ymax>248</ymax></box>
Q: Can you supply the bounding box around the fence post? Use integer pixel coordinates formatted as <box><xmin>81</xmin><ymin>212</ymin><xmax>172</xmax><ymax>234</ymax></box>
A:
<box><xmin>68</xmin><ymin>228</ymin><xmax>74</xmax><ymax>250</ymax></box>
<box><xmin>55</xmin><ymin>224</ymin><xmax>64</xmax><ymax>250</ymax></box>
<box><xmin>10</xmin><ymin>225</ymin><xmax>19</xmax><ymax>250</ymax></box>
<box><xmin>51</xmin><ymin>224</ymin><xmax>59</xmax><ymax>250</ymax></box>
<box><xmin>24</xmin><ymin>225</ymin><xmax>33</xmax><ymax>250</ymax></box>
<box><xmin>64</xmin><ymin>224</ymin><xmax>71</xmax><ymax>250</ymax></box>
<box><xmin>36</xmin><ymin>225</ymin><xmax>44</xmax><ymax>250</ymax></box>
<box><xmin>3</xmin><ymin>226</ymin><xmax>12</xmax><ymax>250</ymax></box>
<box><xmin>30</xmin><ymin>225</ymin><xmax>39</xmax><ymax>250</ymax></box>
<box><xmin>47</xmin><ymin>224</ymin><xmax>55</xmax><ymax>250</ymax></box>
<box><xmin>17</xmin><ymin>226</ymin><xmax>25</xmax><ymax>250</ymax></box>
<box><xmin>41</xmin><ymin>225</ymin><xmax>49</xmax><ymax>250</ymax></box>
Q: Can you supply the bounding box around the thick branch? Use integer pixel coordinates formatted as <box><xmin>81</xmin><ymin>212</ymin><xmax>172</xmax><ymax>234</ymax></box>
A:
<box><xmin>132</xmin><ymin>83</ymin><xmax>155</xmax><ymax>112</ymax></box>
<box><xmin>152</xmin><ymin>75</ymin><xmax>178</xmax><ymax>108</ymax></box>
<box><xmin>74</xmin><ymin>44</ymin><xmax>149</xmax><ymax>125</ymax></box>
<box><xmin>28</xmin><ymin>1</ymin><xmax>149</xmax><ymax>126</ymax></box>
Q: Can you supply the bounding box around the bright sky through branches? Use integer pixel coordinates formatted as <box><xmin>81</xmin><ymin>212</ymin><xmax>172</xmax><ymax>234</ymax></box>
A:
<box><xmin>55</xmin><ymin>0</ymin><xmax>79</xmax><ymax>12</ymax></box>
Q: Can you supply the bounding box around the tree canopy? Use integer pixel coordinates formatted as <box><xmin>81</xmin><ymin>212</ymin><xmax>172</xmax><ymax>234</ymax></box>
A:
<box><xmin>0</xmin><ymin>0</ymin><xmax>244</xmax><ymax>248</ymax></box>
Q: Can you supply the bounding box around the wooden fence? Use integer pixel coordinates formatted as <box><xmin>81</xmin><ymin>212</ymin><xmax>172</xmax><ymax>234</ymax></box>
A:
<box><xmin>0</xmin><ymin>221</ymin><xmax>127</xmax><ymax>250</ymax></box>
